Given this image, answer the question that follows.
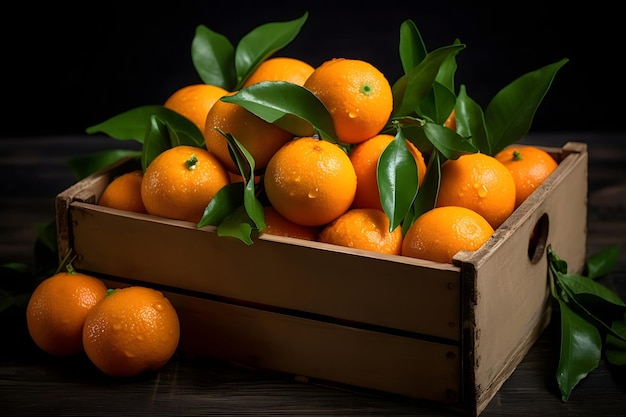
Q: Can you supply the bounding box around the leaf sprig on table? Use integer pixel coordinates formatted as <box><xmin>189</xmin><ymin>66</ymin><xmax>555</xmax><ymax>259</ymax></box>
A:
<box><xmin>547</xmin><ymin>244</ymin><xmax>625</xmax><ymax>401</ymax></box>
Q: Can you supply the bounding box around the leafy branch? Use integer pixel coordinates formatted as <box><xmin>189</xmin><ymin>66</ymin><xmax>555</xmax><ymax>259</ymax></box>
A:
<box><xmin>547</xmin><ymin>244</ymin><xmax>624</xmax><ymax>401</ymax></box>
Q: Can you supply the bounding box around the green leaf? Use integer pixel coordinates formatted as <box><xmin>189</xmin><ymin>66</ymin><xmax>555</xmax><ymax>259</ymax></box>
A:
<box><xmin>556</xmin><ymin>298</ymin><xmax>602</xmax><ymax>402</ymax></box>
<box><xmin>455</xmin><ymin>86</ymin><xmax>490</xmax><ymax>154</ymax></box>
<box><xmin>486</xmin><ymin>58</ymin><xmax>569</xmax><ymax>155</ymax></box>
<box><xmin>586</xmin><ymin>244</ymin><xmax>620</xmax><ymax>279</ymax></box>
<box><xmin>221</xmin><ymin>81</ymin><xmax>337</xmax><ymax>141</ymax></box>
<box><xmin>216</xmin><ymin>205</ymin><xmax>255</xmax><ymax>245</ymax></box>
<box><xmin>398</xmin><ymin>19</ymin><xmax>427</xmax><ymax>75</ymax></box>
<box><xmin>235</xmin><ymin>12</ymin><xmax>308</xmax><ymax>89</ymax></box>
<box><xmin>67</xmin><ymin>149</ymin><xmax>141</xmax><ymax>180</ymax></box>
<box><xmin>197</xmin><ymin>182</ymin><xmax>245</xmax><ymax>228</ymax></box>
<box><xmin>559</xmin><ymin>273</ymin><xmax>626</xmax><ymax>309</ymax></box>
<box><xmin>606</xmin><ymin>314</ymin><xmax>626</xmax><ymax>366</ymax></box>
<box><xmin>417</xmin><ymin>81</ymin><xmax>456</xmax><ymax>125</ymax></box>
<box><xmin>403</xmin><ymin>150</ymin><xmax>441</xmax><ymax>234</ymax></box>
<box><xmin>391</xmin><ymin>44</ymin><xmax>465</xmax><ymax>118</ymax></box>
<box><xmin>141</xmin><ymin>116</ymin><xmax>172</xmax><ymax>171</ymax></box>
<box><xmin>423</xmin><ymin>121</ymin><xmax>478</xmax><ymax>160</ymax></box>
<box><xmin>86</xmin><ymin>105</ymin><xmax>205</xmax><ymax>147</ymax></box>
<box><xmin>378</xmin><ymin>130</ymin><xmax>419</xmax><ymax>231</ymax></box>
<box><xmin>191</xmin><ymin>25</ymin><xmax>236</xmax><ymax>89</ymax></box>
<box><xmin>221</xmin><ymin>130</ymin><xmax>266</xmax><ymax>230</ymax></box>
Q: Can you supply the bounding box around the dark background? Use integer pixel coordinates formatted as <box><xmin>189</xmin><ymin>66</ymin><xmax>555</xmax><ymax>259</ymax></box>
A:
<box><xmin>4</xmin><ymin>1</ymin><xmax>622</xmax><ymax>138</ymax></box>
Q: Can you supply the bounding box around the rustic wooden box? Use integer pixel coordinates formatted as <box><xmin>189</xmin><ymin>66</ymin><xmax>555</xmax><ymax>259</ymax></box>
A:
<box><xmin>56</xmin><ymin>141</ymin><xmax>588</xmax><ymax>416</ymax></box>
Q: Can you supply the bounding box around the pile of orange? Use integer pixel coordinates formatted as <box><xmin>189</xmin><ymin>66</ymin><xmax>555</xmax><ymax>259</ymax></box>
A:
<box><xmin>26</xmin><ymin>265</ymin><xmax>180</xmax><ymax>378</ymax></box>
<box><xmin>96</xmin><ymin>52</ymin><xmax>558</xmax><ymax>265</ymax></box>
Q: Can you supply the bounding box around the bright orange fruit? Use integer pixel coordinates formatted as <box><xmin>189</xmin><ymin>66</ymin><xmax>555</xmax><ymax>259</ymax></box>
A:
<box><xmin>242</xmin><ymin>56</ymin><xmax>315</xmax><ymax>88</ymax></box>
<box><xmin>99</xmin><ymin>170</ymin><xmax>148</xmax><ymax>214</ymax></box>
<box><xmin>164</xmin><ymin>84</ymin><xmax>229</xmax><ymax>133</ymax></box>
<box><xmin>436</xmin><ymin>152</ymin><xmax>516</xmax><ymax>229</ymax></box>
<box><xmin>402</xmin><ymin>206</ymin><xmax>494</xmax><ymax>264</ymax></box>
<box><xmin>261</xmin><ymin>206</ymin><xmax>320</xmax><ymax>241</ymax></box>
<box><xmin>303</xmin><ymin>58</ymin><xmax>393</xmax><ymax>145</ymax></box>
<box><xmin>494</xmin><ymin>145</ymin><xmax>558</xmax><ymax>208</ymax></box>
<box><xmin>264</xmin><ymin>136</ymin><xmax>357</xmax><ymax>227</ymax></box>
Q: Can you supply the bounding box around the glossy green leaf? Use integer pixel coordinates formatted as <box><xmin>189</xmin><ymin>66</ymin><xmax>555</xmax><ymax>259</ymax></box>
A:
<box><xmin>556</xmin><ymin>298</ymin><xmax>602</xmax><ymax>402</ymax></box>
<box><xmin>417</xmin><ymin>81</ymin><xmax>456</xmax><ymax>126</ymax></box>
<box><xmin>403</xmin><ymin>150</ymin><xmax>441</xmax><ymax>234</ymax></box>
<box><xmin>606</xmin><ymin>314</ymin><xmax>626</xmax><ymax>366</ymax></box>
<box><xmin>191</xmin><ymin>25</ymin><xmax>236</xmax><ymax>89</ymax></box>
<box><xmin>455</xmin><ymin>86</ymin><xmax>490</xmax><ymax>154</ymax></box>
<box><xmin>560</xmin><ymin>273</ymin><xmax>626</xmax><ymax>309</ymax></box>
<box><xmin>216</xmin><ymin>205</ymin><xmax>255</xmax><ymax>245</ymax></box>
<box><xmin>391</xmin><ymin>44</ymin><xmax>465</xmax><ymax>118</ymax></box>
<box><xmin>141</xmin><ymin>116</ymin><xmax>172</xmax><ymax>171</ymax></box>
<box><xmin>66</xmin><ymin>149</ymin><xmax>141</xmax><ymax>180</ymax></box>
<box><xmin>423</xmin><ymin>121</ymin><xmax>478</xmax><ymax>160</ymax></box>
<box><xmin>222</xmin><ymin>81</ymin><xmax>337</xmax><ymax>142</ymax></box>
<box><xmin>86</xmin><ymin>105</ymin><xmax>205</xmax><ymax>148</ymax></box>
<box><xmin>197</xmin><ymin>182</ymin><xmax>245</xmax><ymax>228</ymax></box>
<box><xmin>435</xmin><ymin>38</ymin><xmax>460</xmax><ymax>93</ymax></box>
<box><xmin>378</xmin><ymin>130</ymin><xmax>418</xmax><ymax>231</ymax></box>
<box><xmin>486</xmin><ymin>58</ymin><xmax>569</xmax><ymax>155</ymax></box>
<box><xmin>398</xmin><ymin>19</ymin><xmax>427</xmax><ymax>75</ymax></box>
<box><xmin>235</xmin><ymin>12</ymin><xmax>308</xmax><ymax>89</ymax></box>
<box><xmin>586</xmin><ymin>244</ymin><xmax>620</xmax><ymax>279</ymax></box>
<box><xmin>221</xmin><ymin>130</ymin><xmax>265</xmax><ymax>230</ymax></box>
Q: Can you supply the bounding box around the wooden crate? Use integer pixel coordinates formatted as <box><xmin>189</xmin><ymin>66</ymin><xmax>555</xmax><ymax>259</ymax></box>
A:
<box><xmin>56</xmin><ymin>141</ymin><xmax>588</xmax><ymax>416</ymax></box>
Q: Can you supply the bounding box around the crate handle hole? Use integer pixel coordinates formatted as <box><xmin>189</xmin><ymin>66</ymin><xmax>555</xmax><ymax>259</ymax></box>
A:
<box><xmin>528</xmin><ymin>213</ymin><xmax>549</xmax><ymax>264</ymax></box>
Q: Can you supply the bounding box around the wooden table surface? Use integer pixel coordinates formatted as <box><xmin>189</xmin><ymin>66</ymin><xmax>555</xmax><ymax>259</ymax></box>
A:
<box><xmin>1</xmin><ymin>132</ymin><xmax>625</xmax><ymax>416</ymax></box>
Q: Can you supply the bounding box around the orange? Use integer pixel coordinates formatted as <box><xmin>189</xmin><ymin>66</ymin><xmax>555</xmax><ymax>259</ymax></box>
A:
<box><xmin>26</xmin><ymin>268</ymin><xmax>108</xmax><ymax>356</ymax></box>
<box><xmin>82</xmin><ymin>286</ymin><xmax>180</xmax><ymax>378</ymax></box>
<box><xmin>264</xmin><ymin>136</ymin><xmax>357</xmax><ymax>227</ymax></box>
<box><xmin>319</xmin><ymin>208</ymin><xmax>403</xmax><ymax>255</ymax></box>
<box><xmin>204</xmin><ymin>92</ymin><xmax>294</xmax><ymax>173</ymax></box>
<box><xmin>349</xmin><ymin>134</ymin><xmax>427</xmax><ymax>211</ymax></box>
<box><xmin>164</xmin><ymin>83</ymin><xmax>229</xmax><ymax>133</ymax></box>
<box><xmin>141</xmin><ymin>145</ymin><xmax>231</xmax><ymax>223</ymax></box>
<box><xmin>303</xmin><ymin>58</ymin><xmax>393</xmax><ymax>145</ymax></box>
<box><xmin>444</xmin><ymin>108</ymin><xmax>456</xmax><ymax>131</ymax></box>
<box><xmin>261</xmin><ymin>206</ymin><xmax>320</xmax><ymax>241</ymax></box>
<box><xmin>242</xmin><ymin>56</ymin><xmax>315</xmax><ymax>88</ymax></box>
<box><xmin>98</xmin><ymin>170</ymin><xmax>148</xmax><ymax>214</ymax></box>
<box><xmin>402</xmin><ymin>206</ymin><xmax>494</xmax><ymax>264</ymax></box>
<box><xmin>436</xmin><ymin>152</ymin><xmax>516</xmax><ymax>229</ymax></box>
<box><xmin>495</xmin><ymin>145</ymin><xmax>558</xmax><ymax>208</ymax></box>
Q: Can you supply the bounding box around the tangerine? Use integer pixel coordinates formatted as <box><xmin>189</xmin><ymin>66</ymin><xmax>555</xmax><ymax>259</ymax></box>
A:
<box><xmin>141</xmin><ymin>145</ymin><xmax>231</xmax><ymax>223</ymax></box>
<box><xmin>401</xmin><ymin>206</ymin><xmax>494</xmax><ymax>264</ymax></box>
<box><xmin>436</xmin><ymin>152</ymin><xmax>516</xmax><ymax>229</ymax></box>
<box><xmin>303</xmin><ymin>58</ymin><xmax>393</xmax><ymax>145</ymax></box>
<box><xmin>82</xmin><ymin>286</ymin><xmax>180</xmax><ymax>378</ymax></box>
<box><xmin>264</xmin><ymin>136</ymin><xmax>357</xmax><ymax>227</ymax></box>
<box><xmin>261</xmin><ymin>206</ymin><xmax>320</xmax><ymax>241</ymax></box>
<box><xmin>319</xmin><ymin>208</ymin><xmax>403</xmax><ymax>255</ymax></box>
<box><xmin>494</xmin><ymin>145</ymin><xmax>558</xmax><ymax>208</ymax></box>
<box><xmin>242</xmin><ymin>56</ymin><xmax>315</xmax><ymax>88</ymax></box>
<box><xmin>98</xmin><ymin>170</ymin><xmax>148</xmax><ymax>214</ymax></box>
<box><xmin>164</xmin><ymin>84</ymin><xmax>229</xmax><ymax>133</ymax></box>
<box><xmin>204</xmin><ymin>93</ymin><xmax>294</xmax><ymax>173</ymax></box>
<box><xmin>349</xmin><ymin>134</ymin><xmax>427</xmax><ymax>211</ymax></box>
<box><xmin>26</xmin><ymin>268</ymin><xmax>108</xmax><ymax>356</ymax></box>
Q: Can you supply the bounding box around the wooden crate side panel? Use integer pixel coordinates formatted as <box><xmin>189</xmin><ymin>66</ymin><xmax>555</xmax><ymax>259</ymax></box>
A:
<box><xmin>458</xmin><ymin>144</ymin><xmax>588</xmax><ymax>413</ymax></box>
<box><xmin>70</xmin><ymin>204</ymin><xmax>461</xmax><ymax>340</ymax></box>
<box><xmin>103</xmin><ymin>278</ymin><xmax>462</xmax><ymax>406</ymax></box>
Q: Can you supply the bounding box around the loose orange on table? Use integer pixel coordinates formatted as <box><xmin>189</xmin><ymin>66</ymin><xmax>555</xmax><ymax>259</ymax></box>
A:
<box><xmin>164</xmin><ymin>83</ymin><xmax>229</xmax><ymax>133</ymax></box>
<box><xmin>319</xmin><ymin>208</ymin><xmax>403</xmax><ymax>255</ymax></box>
<box><xmin>264</xmin><ymin>136</ymin><xmax>357</xmax><ymax>227</ymax></box>
<box><xmin>495</xmin><ymin>145</ymin><xmax>558</xmax><ymax>208</ymax></box>
<box><xmin>436</xmin><ymin>152</ymin><xmax>516</xmax><ymax>230</ymax></box>
<box><xmin>242</xmin><ymin>56</ymin><xmax>315</xmax><ymax>88</ymax></box>
<box><xmin>303</xmin><ymin>58</ymin><xmax>393</xmax><ymax>145</ymax></box>
<box><xmin>141</xmin><ymin>145</ymin><xmax>231</xmax><ymax>224</ymax></box>
<box><xmin>26</xmin><ymin>269</ymin><xmax>108</xmax><ymax>356</ymax></box>
<box><xmin>82</xmin><ymin>286</ymin><xmax>180</xmax><ymax>378</ymax></box>
<box><xmin>204</xmin><ymin>93</ymin><xmax>294</xmax><ymax>173</ymax></box>
<box><xmin>402</xmin><ymin>206</ymin><xmax>494</xmax><ymax>264</ymax></box>
<box><xmin>349</xmin><ymin>134</ymin><xmax>427</xmax><ymax>211</ymax></box>
<box><xmin>98</xmin><ymin>170</ymin><xmax>147</xmax><ymax>214</ymax></box>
